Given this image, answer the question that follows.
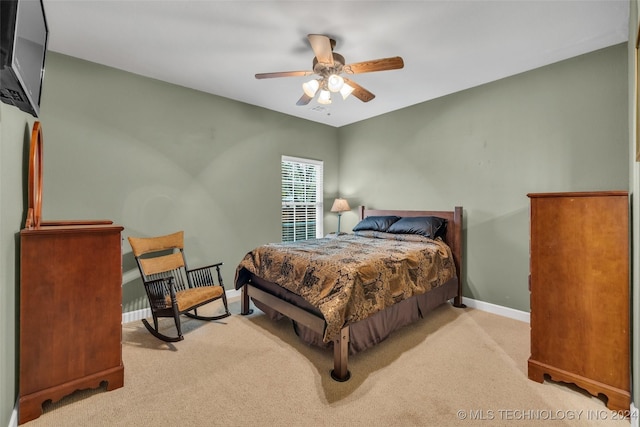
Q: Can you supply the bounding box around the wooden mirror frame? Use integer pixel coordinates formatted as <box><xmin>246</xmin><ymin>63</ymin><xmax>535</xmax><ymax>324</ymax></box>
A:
<box><xmin>26</xmin><ymin>121</ymin><xmax>43</xmax><ymax>229</ymax></box>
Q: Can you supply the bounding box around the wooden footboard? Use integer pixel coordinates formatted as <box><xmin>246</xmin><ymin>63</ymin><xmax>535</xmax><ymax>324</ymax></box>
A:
<box><xmin>241</xmin><ymin>282</ymin><xmax>352</xmax><ymax>381</ymax></box>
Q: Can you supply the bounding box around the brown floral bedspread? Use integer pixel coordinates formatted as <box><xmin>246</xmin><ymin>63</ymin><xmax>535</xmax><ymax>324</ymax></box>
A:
<box><xmin>235</xmin><ymin>234</ymin><xmax>457</xmax><ymax>342</ymax></box>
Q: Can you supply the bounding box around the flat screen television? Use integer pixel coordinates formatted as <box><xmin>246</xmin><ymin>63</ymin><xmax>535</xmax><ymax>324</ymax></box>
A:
<box><xmin>0</xmin><ymin>0</ymin><xmax>49</xmax><ymax>117</ymax></box>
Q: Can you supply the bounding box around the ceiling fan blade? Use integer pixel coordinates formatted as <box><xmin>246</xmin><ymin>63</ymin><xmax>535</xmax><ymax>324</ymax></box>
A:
<box><xmin>343</xmin><ymin>78</ymin><xmax>375</xmax><ymax>102</ymax></box>
<box><xmin>255</xmin><ymin>70</ymin><xmax>314</xmax><ymax>79</ymax></box>
<box><xmin>343</xmin><ymin>56</ymin><xmax>404</xmax><ymax>74</ymax></box>
<box><xmin>296</xmin><ymin>93</ymin><xmax>313</xmax><ymax>106</ymax></box>
<box><xmin>307</xmin><ymin>34</ymin><xmax>334</xmax><ymax>66</ymax></box>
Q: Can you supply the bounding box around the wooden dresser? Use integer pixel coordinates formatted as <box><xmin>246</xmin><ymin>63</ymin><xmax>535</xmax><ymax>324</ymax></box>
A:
<box><xmin>19</xmin><ymin>222</ymin><xmax>124</xmax><ymax>424</ymax></box>
<box><xmin>527</xmin><ymin>191</ymin><xmax>630</xmax><ymax>411</ymax></box>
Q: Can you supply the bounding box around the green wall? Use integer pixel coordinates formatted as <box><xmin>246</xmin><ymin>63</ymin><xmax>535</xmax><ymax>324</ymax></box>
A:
<box><xmin>0</xmin><ymin>40</ymin><xmax>633</xmax><ymax>426</ymax></box>
<box><xmin>39</xmin><ymin>53</ymin><xmax>339</xmax><ymax>312</ymax></box>
<box><xmin>0</xmin><ymin>104</ymin><xmax>35</xmax><ymax>426</ymax></box>
<box><xmin>338</xmin><ymin>44</ymin><xmax>628</xmax><ymax>312</ymax></box>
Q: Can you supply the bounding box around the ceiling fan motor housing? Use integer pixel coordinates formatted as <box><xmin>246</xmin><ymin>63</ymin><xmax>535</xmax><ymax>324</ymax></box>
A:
<box><xmin>313</xmin><ymin>53</ymin><xmax>345</xmax><ymax>77</ymax></box>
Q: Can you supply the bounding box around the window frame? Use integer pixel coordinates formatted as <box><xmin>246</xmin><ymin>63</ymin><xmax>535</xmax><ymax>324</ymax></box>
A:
<box><xmin>281</xmin><ymin>155</ymin><xmax>324</xmax><ymax>242</ymax></box>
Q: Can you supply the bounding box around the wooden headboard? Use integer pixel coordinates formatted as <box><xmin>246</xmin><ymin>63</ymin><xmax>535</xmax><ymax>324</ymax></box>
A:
<box><xmin>359</xmin><ymin>206</ymin><xmax>464</xmax><ymax>307</ymax></box>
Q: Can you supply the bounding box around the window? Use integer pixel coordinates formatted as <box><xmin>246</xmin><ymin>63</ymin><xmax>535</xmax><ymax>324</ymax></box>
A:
<box><xmin>281</xmin><ymin>155</ymin><xmax>323</xmax><ymax>242</ymax></box>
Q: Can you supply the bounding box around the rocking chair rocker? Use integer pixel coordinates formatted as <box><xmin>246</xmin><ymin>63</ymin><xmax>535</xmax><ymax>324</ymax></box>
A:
<box><xmin>128</xmin><ymin>231</ymin><xmax>230</xmax><ymax>342</ymax></box>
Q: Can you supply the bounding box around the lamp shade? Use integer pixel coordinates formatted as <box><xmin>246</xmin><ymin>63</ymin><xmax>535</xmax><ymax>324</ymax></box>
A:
<box><xmin>327</xmin><ymin>74</ymin><xmax>345</xmax><ymax>92</ymax></box>
<box><xmin>318</xmin><ymin>90</ymin><xmax>332</xmax><ymax>105</ymax></box>
<box><xmin>302</xmin><ymin>79</ymin><xmax>319</xmax><ymax>97</ymax></box>
<box><xmin>340</xmin><ymin>83</ymin><xmax>355</xmax><ymax>100</ymax></box>
<box><xmin>331</xmin><ymin>198</ymin><xmax>350</xmax><ymax>213</ymax></box>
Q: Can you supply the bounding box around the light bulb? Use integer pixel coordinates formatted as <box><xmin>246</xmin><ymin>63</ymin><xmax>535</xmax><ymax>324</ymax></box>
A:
<box><xmin>340</xmin><ymin>83</ymin><xmax>355</xmax><ymax>100</ymax></box>
<box><xmin>318</xmin><ymin>90</ymin><xmax>332</xmax><ymax>105</ymax></box>
<box><xmin>327</xmin><ymin>74</ymin><xmax>344</xmax><ymax>92</ymax></box>
<box><xmin>302</xmin><ymin>79</ymin><xmax>319</xmax><ymax>97</ymax></box>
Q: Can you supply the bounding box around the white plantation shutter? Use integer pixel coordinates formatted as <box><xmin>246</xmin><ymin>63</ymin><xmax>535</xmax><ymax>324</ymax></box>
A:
<box><xmin>281</xmin><ymin>156</ymin><xmax>323</xmax><ymax>242</ymax></box>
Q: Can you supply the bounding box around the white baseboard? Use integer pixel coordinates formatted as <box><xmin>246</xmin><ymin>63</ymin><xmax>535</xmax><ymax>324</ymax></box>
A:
<box><xmin>122</xmin><ymin>307</ymin><xmax>152</xmax><ymax>324</ymax></box>
<box><xmin>459</xmin><ymin>296</ymin><xmax>530</xmax><ymax>323</ymax></box>
<box><xmin>631</xmin><ymin>402</ymin><xmax>639</xmax><ymax>427</ymax></box>
<box><xmin>9</xmin><ymin>404</ymin><xmax>17</xmax><ymax>427</ymax></box>
<box><xmin>225</xmin><ymin>288</ymin><xmax>242</xmax><ymax>302</ymax></box>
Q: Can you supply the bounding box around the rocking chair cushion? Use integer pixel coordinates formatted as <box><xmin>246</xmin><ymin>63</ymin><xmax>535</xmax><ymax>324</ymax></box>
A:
<box><xmin>169</xmin><ymin>285</ymin><xmax>224</xmax><ymax>312</ymax></box>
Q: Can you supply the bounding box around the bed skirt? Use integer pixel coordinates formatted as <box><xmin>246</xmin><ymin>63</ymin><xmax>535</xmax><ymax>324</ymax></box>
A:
<box><xmin>249</xmin><ymin>275</ymin><xmax>459</xmax><ymax>354</ymax></box>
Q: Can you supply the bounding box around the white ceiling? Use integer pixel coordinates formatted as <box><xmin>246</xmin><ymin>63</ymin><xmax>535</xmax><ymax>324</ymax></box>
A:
<box><xmin>42</xmin><ymin>0</ymin><xmax>629</xmax><ymax>128</ymax></box>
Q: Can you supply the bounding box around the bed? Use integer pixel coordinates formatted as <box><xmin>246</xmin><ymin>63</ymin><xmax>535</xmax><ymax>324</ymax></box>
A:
<box><xmin>234</xmin><ymin>206</ymin><xmax>464</xmax><ymax>381</ymax></box>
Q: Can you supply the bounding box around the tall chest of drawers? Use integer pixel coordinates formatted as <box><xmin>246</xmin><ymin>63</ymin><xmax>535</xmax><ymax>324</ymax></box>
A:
<box><xmin>527</xmin><ymin>191</ymin><xmax>630</xmax><ymax>411</ymax></box>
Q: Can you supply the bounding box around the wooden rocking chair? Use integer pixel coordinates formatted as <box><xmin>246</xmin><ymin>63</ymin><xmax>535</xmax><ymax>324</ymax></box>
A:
<box><xmin>128</xmin><ymin>231</ymin><xmax>230</xmax><ymax>342</ymax></box>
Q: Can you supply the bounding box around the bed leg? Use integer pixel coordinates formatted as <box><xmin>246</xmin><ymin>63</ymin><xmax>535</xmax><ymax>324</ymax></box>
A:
<box><xmin>453</xmin><ymin>295</ymin><xmax>467</xmax><ymax>308</ymax></box>
<box><xmin>240</xmin><ymin>284</ymin><xmax>254</xmax><ymax>315</ymax></box>
<box><xmin>330</xmin><ymin>326</ymin><xmax>351</xmax><ymax>382</ymax></box>
<box><xmin>452</xmin><ymin>276</ymin><xmax>466</xmax><ymax>308</ymax></box>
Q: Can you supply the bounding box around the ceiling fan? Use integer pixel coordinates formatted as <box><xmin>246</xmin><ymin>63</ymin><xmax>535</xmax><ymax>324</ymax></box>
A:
<box><xmin>255</xmin><ymin>34</ymin><xmax>404</xmax><ymax>106</ymax></box>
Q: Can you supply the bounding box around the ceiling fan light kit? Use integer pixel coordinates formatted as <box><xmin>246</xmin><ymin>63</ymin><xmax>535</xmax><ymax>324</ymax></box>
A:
<box><xmin>255</xmin><ymin>34</ymin><xmax>404</xmax><ymax>106</ymax></box>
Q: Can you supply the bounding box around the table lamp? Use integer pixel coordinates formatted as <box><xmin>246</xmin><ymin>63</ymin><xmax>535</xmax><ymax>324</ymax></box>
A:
<box><xmin>330</xmin><ymin>198</ymin><xmax>350</xmax><ymax>234</ymax></box>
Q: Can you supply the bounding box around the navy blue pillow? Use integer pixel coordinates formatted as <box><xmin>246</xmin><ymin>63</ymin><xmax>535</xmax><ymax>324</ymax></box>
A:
<box><xmin>352</xmin><ymin>216</ymin><xmax>400</xmax><ymax>232</ymax></box>
<box><xmin>386</xmin><ymin>216</ymin><xmax>447</xmax><ymax>239</ymax></box>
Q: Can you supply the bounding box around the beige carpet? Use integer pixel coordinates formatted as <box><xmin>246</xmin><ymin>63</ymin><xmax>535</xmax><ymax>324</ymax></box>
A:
<box><xmin>26</xmin><ymin>299</ymin><xmax>629</xmax><ymax>426</ymax></box>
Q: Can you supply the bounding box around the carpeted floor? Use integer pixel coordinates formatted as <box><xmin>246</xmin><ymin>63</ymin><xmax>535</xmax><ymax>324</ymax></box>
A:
<box><xmin>25</xmin><ymin>299</ymin><xmax>630</xmax><ymax>426</ymax></box>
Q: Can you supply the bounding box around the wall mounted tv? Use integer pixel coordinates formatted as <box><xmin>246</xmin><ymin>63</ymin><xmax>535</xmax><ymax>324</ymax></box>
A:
<box><xmin>0</xmin><ymin>0</ymin><xmax>49</xmax><ymax>117</ymax></box>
